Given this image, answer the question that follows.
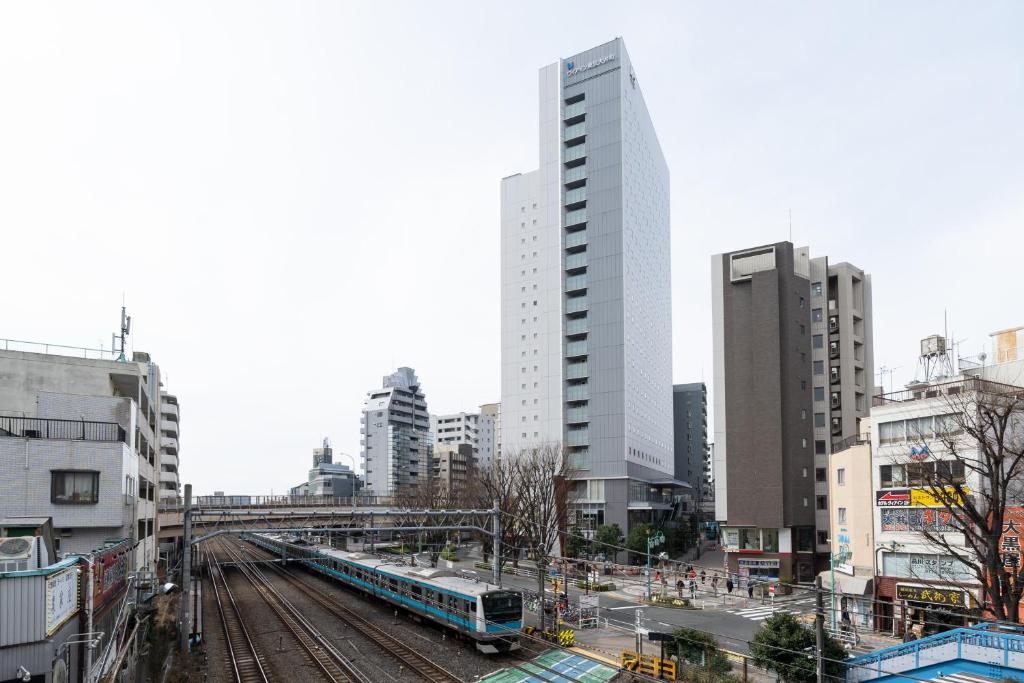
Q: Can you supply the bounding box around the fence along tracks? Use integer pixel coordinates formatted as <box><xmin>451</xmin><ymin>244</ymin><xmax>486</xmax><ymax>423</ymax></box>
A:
<box><xmin>210</xmin><ymin>538</ymin><xmax>372</xmax><ymax>683</ymax></box>
<box><xmin>205</xmin><ymin>547</ymin><xmax>270</xmax><ymax>683</ymax></box>
<box><xmin>240</xmin><ymin>541</ymin><xmax>463</xmax><ymax>683</ymax></box>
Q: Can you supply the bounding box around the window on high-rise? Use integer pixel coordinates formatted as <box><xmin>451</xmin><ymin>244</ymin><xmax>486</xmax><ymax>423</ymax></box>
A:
<box><xmin>812</xmin><ymin>308</ymin><xmax>823</xmax><ymax>322</ymax></box>
<box><xmin>816</xmin><ymin>495</ymin><xmax>828</xmax><ymax>510</ymax></box>
<box><xmin>813</xmin><ymin>361</ymin><xmax>824</xmax><ymax>375</ymax></box>
<box><xmin>812</xmin><ymin>282</ymin><xmax>822</xmax><ymax>297</ymax></box>
<box><xmin>814</xmin><ymin>387</ymin><xmax>825</xmax><ymax>401</ymax></box>
<box><xmin>813</xmin><ymin>334</ymin><xmax>823</xmax><ymax>349</ymax></box>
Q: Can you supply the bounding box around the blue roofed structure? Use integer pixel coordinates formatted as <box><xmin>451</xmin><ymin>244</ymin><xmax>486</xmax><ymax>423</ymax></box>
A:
<box><xmin>847</xmin><ymin>623</ymin><xmax>1024</xmax><ymax>683</ymax></box>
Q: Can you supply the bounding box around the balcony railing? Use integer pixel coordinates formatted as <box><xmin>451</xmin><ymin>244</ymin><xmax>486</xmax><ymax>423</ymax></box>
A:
<box><xmin>563</xmin><ymin>101</ymin><xmax>585</xmax><ymax>120</ymax></box>
<box><xmin>565</xmin><ymin>296</ymin><xmax>588</xmax><ymax>314</ymax></box>
<box><xmin>565</xmin><ymin>252</ymin><xmax>587</xmax><ymax>271</ymax></box>
<box><xmin>564</xmin><ymin>208</ymin><xmax>587</xmax><ymax>227</ymax></box>
<box><xmin>566</xmin><ymin>340</ymin><xmax>588</xmax><ymax>357</ymax></box>
<box><xmin>565</xmin><ymin>230</ymin><xmax>587</xmax><ymax>249</ymax></box>
<box><xmin>565</xmin><ymin>273</ymin><xmax>587</xmax><ymax>292</ymax></box>
<box><xmin>563</xmin><ymin>122</ymin><xmax>586</xmax><ymax>142</ymax></box>
<box><xmin>564</xmin><ymin>145</ymin><xmax>586</xmax><ymax>164</ymax></box>
<box><xmin>567</xmin><ymin>427</ymin><xmax>589</xmax><ymax>446</ymax></box>
<box><xmin>0</xmin><ymin>416</ymin><xmax>126</xmax><ymax>444</ymax></box>
<box><xmin>566</xmin><ymin>318</ymin><xmax>588</xmax><ymax>336</ymax></box>
<box><xmin>565</xmin><ymin>384</ymin><xmax>589</xmax><ymax>401</ymax></box>
<box><xmin>566</xmin><ymin>361</ymin><xmax>589</xmax><ymax>379</ymax></box>
<box><xmin>564</xmin><ymin>187</ymin><xmax>586</xmax><ymax>206</ymax></box>
<box><xmin>566</xmin><ymin>407</ymin><xmax>588</xmax><ymax>424</ymax></box>
<box><xmin>564</xmin><ymin>165</ymin><xmax>587</xmax><ymax>185</ymax></box>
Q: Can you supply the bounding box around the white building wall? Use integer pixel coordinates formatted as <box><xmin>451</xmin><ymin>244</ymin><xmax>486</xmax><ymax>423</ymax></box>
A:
<box><xmin>500</xmin><ymin>64</ymin><xmax>564</xmax><ymax>457</ymax></box>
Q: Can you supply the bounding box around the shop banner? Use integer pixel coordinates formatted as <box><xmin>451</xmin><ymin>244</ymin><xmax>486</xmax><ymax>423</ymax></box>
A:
<box><xmin>896</xmin><ymin>583</ymin><xmax>970</xmax><ymax>608</ymax></box>
<box><xmin>876</xmin><ymin>487</ymin><xmax>969</xmax><ymax>507</ymax></box>
<box><xmin>46</xmin><ymin>567</ymin><xmax>79</xmax><ymax>636</ymax></box>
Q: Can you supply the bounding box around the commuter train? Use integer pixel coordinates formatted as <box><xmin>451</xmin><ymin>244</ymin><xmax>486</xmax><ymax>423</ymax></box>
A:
<box><xmin>243</xmin><ymin>533</ymin><xmax>522</xmax><ymax>653</ymax></box>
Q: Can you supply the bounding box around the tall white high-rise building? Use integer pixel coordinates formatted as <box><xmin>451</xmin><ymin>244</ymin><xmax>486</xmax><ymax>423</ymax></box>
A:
<box><xmin>500</xmin><ymin>38</ymin><xmax>675</xmax><ymax>534</ymax></box>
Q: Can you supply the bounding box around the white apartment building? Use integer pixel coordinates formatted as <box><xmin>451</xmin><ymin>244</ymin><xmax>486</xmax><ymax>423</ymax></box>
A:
<box><xmin>500</xmin><ymin>38</ymin><xmax>675</xmax><ymax>535</ymax></box>
<box><xmin>0</xmin><ymin>347</ymin><xmax>167</xmax><ymax>573</ymax></box>
<box><xmin>430</xmin><ymin>410</ymin><xmax>497</xmax><ymax>471</ymax></box>
<box><xmin>158</xmin><ymin>391</ymin><xmax>180</xmax><ymax>502</ymax></box>
<box><xmin>480</xmin><ymin>402</ymin><xmax>501</xmax><ymax>463</ymax></box>
<box><xmin>360</xmin><ymin>367</ymin><xmax>431</xmax><ymax>496</ymax></box>
<box><xmin>871</xmin><ymin>376</ymin><xmax>996</xmax><ymax>633</ymax></box>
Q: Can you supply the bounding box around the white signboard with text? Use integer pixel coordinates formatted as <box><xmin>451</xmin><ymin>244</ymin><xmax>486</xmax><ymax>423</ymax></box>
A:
<box><xmin>46</xmin><ymin>567</ymin><xmax>79</xmax><ymax>636</ymax></box>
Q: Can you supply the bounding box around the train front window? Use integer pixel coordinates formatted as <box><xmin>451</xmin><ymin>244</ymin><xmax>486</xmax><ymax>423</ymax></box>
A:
<box><xmin>482</xmin><ymin>592</ymin><xmax>522</xmax><ymax>623</ymax></box>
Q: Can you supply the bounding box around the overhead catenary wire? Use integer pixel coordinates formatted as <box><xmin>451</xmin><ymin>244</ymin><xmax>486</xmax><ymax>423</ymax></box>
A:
<box><xmin>240</xmin><ymin>533</ymin><xmax>970</xmax><ymax>683</ymax></box>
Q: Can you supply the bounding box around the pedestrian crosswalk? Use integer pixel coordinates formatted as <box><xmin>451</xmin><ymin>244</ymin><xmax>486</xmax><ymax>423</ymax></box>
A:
<box><xmin>726</xmin><ymin>605</ymin><xmax>794</xmax><ymax>621</ymax></box>
<box><xmin>725</xmin><ymin>596</ymin><xmax>818</xmax><ymax>622</ymax></box>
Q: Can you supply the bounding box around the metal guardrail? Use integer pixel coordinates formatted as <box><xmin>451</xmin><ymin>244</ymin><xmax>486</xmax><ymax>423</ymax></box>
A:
<box><xmin>0</xmin><ymin>416</ymin><xmax>127</xmax><ymax>443</ymax></box>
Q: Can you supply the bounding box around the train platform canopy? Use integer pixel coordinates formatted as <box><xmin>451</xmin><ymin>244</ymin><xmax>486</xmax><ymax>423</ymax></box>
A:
<box><xmin>481</xmin><ymin>650</ymin><xmax>617</xmax><ymax>683</ymax></box>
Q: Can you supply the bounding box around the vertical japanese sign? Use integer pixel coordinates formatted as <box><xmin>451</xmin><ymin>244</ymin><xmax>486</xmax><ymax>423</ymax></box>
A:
<box><xmin>46</xmin><ymin>567</ymin><xmax>80</xmax><ymax>636</ymax></box>
<box><xmin>1000</xmin><ymin>508</ymin><xmax>1024</xmax><ymax>572</ymax></box>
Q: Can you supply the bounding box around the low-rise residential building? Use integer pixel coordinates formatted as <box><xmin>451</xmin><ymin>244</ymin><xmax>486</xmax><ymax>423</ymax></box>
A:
<box><xmin>430</xmin><ymin>411</ymin><xmax>497</xmax><ymax>470</ymax></box>
<box><xmin>0</xmin><ymin>346</ymin><xmax>167</xmax><ymax>573</ymax></box>
<box><xmin>870</xmin><ymin>375</ymin><xmax>1021</xmax><ymax>635</ymax></box>
<box><xmin>823</xmin><ymin>417</ymin><xmax>875</xmax><ymax>630</ymax></box>
<box><xmin>432</xmin><ymin>443</ymin><xmax>477</xmax><ymax>494</ymax></box>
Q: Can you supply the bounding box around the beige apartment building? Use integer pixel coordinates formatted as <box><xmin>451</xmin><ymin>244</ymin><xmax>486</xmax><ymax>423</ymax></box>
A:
<box><xmin>824</xmin><ymin>417</ymin><xmax>875</xmax><ymax>630</ymax></box>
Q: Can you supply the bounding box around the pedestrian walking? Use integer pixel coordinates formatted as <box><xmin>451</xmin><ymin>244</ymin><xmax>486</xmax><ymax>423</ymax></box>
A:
<box><xmin>747</xmin><ymin>580</ymin><xmax>755</xmax><ymax>599</ymax></box>
<box><xmin>726</xmin><ymin>578</ymin><xmax>734</xmax><ymax>594</ymax></box>
<box><xmin>711</xmin><ymin>575</ymin><xmax>718</xmax><ymax>597</ymax></box>
<box><xmin>676</xmin><ymin>578</ymin><xmax>684</xmax><ymax>598</ymax></box>
<box><xmin>700</xmin><ymin>569</ymin><xmax>706</xmax><ymax>585</ymax></box>
<box><xmin>689</xmin><ymin>579</ymin><xmax>697</xmax><ymax>600</ymax></box>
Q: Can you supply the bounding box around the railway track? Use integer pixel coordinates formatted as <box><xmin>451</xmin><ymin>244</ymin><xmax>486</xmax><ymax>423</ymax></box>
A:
<box><xmin>211</xmin><ymin>539</ymin><xmax>372</xmax><ymax>683</ymax></box>
<box><xmin>240</xmin><ymin>541</ymin><xmax>463</xmax><ymax>683</ymax></box>
<box><xmin>205</xmin><ymin>548</ymin><xmax>270</xmax><ymax>683</ymax></box>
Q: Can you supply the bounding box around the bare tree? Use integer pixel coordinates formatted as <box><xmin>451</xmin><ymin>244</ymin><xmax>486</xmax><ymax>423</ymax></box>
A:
<box><xmin>906</xmin><ymin>379</ymin><xmax>1024</xmax><ymax>622</ymax></box>
<box><xmin>393</xmin><ymin>475</ymin><xmax>466</xmax><ymax>566</ymax></box>
<box><xmin>471</xmin><ymin>443</ymin><xmax>573</xmax><ymax>571</ymax></box>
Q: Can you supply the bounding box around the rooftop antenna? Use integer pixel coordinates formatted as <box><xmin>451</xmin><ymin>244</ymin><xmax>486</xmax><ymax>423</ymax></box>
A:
<box><xmin>877</xmin><ymin>365</ymin><xmax>902</xmax><ymax>395</ymax></box>
<box><xmin>112</xmin><ymin>305</ymin><xmax>131</xmax><ymax>363</ymax></box>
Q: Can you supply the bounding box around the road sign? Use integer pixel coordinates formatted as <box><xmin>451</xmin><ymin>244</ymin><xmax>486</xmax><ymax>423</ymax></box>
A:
<box><xmin>647</xmin><ymin>631</ymin><xmax>674</xmax><ymax>642</ymax></box>
<box><xmin>768</xmin><ymin>584</ymin><xmax>776</xmax><ymax>596</ymax></box>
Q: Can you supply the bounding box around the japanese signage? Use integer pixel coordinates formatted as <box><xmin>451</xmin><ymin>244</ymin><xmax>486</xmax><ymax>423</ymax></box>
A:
<box><xmin>46</xmin><ymin>567</ymin><xmax>80</xmax><ymax>636</ymax></box>
<box><xmin>737</xmin><ymin>558</ymin><xmax>780</xmax><ymax>568</ymax></box>
<box><xmin>896</xmin><ymin>583</ymin><xmax>970</xmax><ymax>608</ymax></box>
<box><xmin>877</xmin><ymin>489</ymin><xmax>911</xmax><ymax>507</ymax></box>
<box><xmin>876</xmin><ymin>487</ymin><xmax>969</xmax><ymax>508</ymax></box>
<box><xmin>93</xmin><ymin>543</ymin><xmax>130</xmax><ymax>608</ymax></box>
<box><xmin>881</xmin><ymin>508</ymin><xmax>960</xmax><ymax>533</ymax></box>
<box><xmin>999</xmin><ymin>507</ymin><xmax>1024</xmax><ymax>571</ymax></box>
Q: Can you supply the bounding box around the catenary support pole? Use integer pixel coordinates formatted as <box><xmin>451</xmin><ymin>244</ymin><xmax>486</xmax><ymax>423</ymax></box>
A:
<box><xmin>815</xmin><ymin>574</ymin><xmax>824</xmax><ymax>683</ymax></box>
<box><xmin>492</xmin><ymin>500</ymin><xmax>501</xmax><ymax>587</ymax></box>
<box><xmin>179</xmin><ymin>484</ymin><xmax>192</xmax><ymax>654</ymax></box>
<box><xmin>537</xmin><ymin>553</ymin><xmax>546</xmax><ymax>636</ymax></box>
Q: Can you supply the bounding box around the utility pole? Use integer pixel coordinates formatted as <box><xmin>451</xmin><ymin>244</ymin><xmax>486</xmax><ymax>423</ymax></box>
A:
<box><xmin>492</xmin><ymin>500</ymin><xmax>501</xmax><ymax>587</ymax></box>
<box><xmin>179</xmin><ymin>484</ymin><xmax>192</xmax><ymax>653</ymax></box>
<box><xmin>815</xmin><ymin>574</ymin><xmax>824</xmax><ymax>683</ymax></box>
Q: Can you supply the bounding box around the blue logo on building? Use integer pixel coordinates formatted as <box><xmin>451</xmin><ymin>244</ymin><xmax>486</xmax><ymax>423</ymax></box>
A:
<box><xmin>566</xmin><ymin>61</ymin><xmax>574</xmax><ymax>71</ymax></box>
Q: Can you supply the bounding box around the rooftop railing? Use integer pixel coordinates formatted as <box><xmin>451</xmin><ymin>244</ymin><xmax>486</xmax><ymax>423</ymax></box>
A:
<box><xmin>876</xmin><ymin>377</ymin><xmax>1024</xmax><ymax>405</ymax></box>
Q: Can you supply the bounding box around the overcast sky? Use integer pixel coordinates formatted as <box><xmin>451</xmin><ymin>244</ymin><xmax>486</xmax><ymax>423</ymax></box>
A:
<box><xmin>2</xmin><ymin>2</ymin><xmax>1021</xmax><ymax>495</ymax></box>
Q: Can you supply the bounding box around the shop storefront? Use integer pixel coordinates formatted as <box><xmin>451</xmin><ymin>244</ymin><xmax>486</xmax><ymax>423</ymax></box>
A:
<box><xmin>875</xmin><ymin>576</ymin><xmax>976</xmax><ymax>636</ymax></box>
<box><xmin>820</xmin><ymin>572</ymin><xmax>873</xmax><ymax>630</ymax></box>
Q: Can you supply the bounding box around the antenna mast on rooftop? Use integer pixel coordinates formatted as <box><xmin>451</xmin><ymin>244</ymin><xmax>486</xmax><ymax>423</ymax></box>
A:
<box><xmin>112</xmin><ymin>305</ymin><xmax>131</xmax><ymax>362</ymax></box>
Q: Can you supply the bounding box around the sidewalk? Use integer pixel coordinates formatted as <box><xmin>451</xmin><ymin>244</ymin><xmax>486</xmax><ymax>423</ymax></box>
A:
<box><xmin>568</xmin><ymin>620</ymin><xmax>777</xmax><ymax>683</ymax></box>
